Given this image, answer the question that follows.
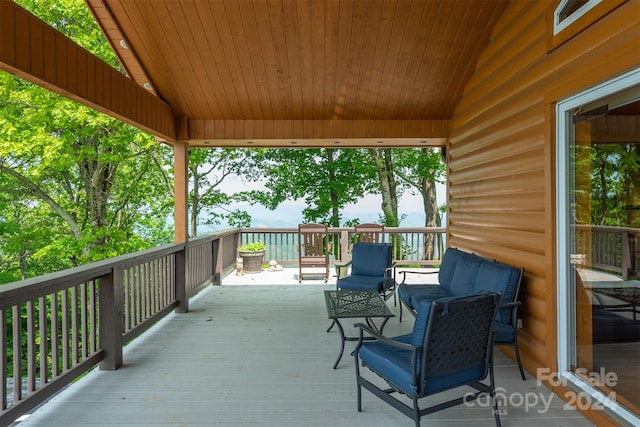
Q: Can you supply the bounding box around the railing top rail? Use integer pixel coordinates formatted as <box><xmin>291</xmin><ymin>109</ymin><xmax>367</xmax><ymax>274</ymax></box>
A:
<box><xmin>574</xmin><ymin>224</ymin><xmax>640</xmax><ymax>234</ymax></box>
<box><xmin>239</xmin><ymin>226</ymin><xmax>447</xmax><ymax>233</ymax></box>
<box><xmin>0</xmin><ymin>242</ymin><xmax>183</xmax><ymax>307</ymax></box>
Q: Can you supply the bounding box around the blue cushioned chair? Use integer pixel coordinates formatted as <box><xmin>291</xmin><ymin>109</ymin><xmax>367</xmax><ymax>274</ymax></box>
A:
<box><xmin>336</xmin><ymin>243</ymin><xmax>396</xmax><ymax>302</ymax></box>
<box><xmin>398</xmin><ymin>248</ymin><xmax>526</xmax><ymax>380</ymax></box>
<box><xmin>353</xmin><ymin>293</ymin><xmax>502</xmax><ymax>427</ymax></box>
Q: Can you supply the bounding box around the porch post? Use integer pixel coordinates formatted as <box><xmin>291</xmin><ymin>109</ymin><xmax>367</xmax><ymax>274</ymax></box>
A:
<box><xmin>173</xmin><ymin>141</ymin><xmax>189</xmax><ymax>243</ymax></box>
<box><xmin>99</xmin><ymin>268</ymin><xmax>123</xmax><ymax>370</ymax></box>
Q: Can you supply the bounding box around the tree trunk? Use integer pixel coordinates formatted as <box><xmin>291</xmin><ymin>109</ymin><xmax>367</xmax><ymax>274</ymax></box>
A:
<box><xmin>420</xmin><ymin>173</ymin><xmax>440</xmax><ymax>260</ymax></box>
<box><xmin>368</xmin><ymin>148</ymin><xmax>399</xmax><ymax>226</ymax></box>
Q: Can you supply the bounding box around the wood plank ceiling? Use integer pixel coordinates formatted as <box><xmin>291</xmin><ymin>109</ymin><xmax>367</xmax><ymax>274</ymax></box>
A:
<box><xmin>86</xmin><ymin>0</ymin><xmax>508</xmax><ymax>147</ymax></box>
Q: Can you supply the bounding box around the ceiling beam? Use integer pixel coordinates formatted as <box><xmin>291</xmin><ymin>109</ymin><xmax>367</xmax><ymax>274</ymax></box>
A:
<box><xmin>0</xmin><ymin>0</ymin><xmax>176</xmax><ymax>142</ymax></box>
<box><xmin>181</xmin><ymin>118</ymin><xmax>449</xmax><ymax>148</ymax></box>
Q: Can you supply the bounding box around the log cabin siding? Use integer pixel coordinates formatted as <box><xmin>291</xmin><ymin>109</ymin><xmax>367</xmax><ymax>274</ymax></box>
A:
<box><xmin>448</xmin><ymin>1</ymin><xmax>638</xmax><ymax>423</ymax></box>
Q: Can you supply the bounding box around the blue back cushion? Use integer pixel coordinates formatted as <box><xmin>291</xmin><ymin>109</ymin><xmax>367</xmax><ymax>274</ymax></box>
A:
<box><xmin>351</xmin><ymin>243</ymin><xmax>392</xmax><ymax>277</ymax></box>
<box><xmin>437</xmin><ymin>248</ymin><xmax>462</xmax><ymax>288</ymax></box>
<box><xmin>411</xmin><ymin>300</ymin><xmax>433</xmax><ymax>347</ymax></box>
<box><xmin>474</xmin><ymin>261</ymin><xmax>522</xmax><ymax>323</ymax></box>
<box><xmin>447</xmin><ymin>252</ymin><xmax>482</xmax><ymax>295</ymax></box>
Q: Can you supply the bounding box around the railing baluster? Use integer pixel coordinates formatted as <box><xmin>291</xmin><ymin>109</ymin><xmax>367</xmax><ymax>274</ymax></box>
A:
<box><xmin>1</xmin><ymin>308</ymin><xmax>7</xmax><ymax>410</ymax></box>
<box><xmin>12</xmin><ymin>306</ymin><xmax>21</xmax><ymax>404</ymax></box>
<box><xmin>61</xmin><ymin>289</ymin><xmax>69</xmax><ymax>370</ymax></box>
<box><xmin>71</xmin><ymin>286</ymin><xmax>78</xmax><ymax>366</ymax></box>
<box><xmin>81</xmin><ymin>283</ymin><xmax>88</xmax><ymax>360</ymax></box>
<box><xmin>26</xmin><ymin>300</ymin><xmax>36</xmax><ymax>394</ymax></box>
<box><xmin>51</xmin><ymin>292</ymin><xmax>59</xmax><ymax>378</ymax></box>
<box><xmin>90</xmin><ymin>281</ymin><xmax>97</xmax><ymax>354</ymax></box>
<box><xmin>38</xmin><ymin>296</ymin><xmax>48</xmax><ymax>390</ymax></box>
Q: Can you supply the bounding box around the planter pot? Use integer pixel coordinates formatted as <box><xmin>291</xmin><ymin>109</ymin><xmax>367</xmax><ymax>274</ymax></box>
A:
<box><xmin>238</xmin><ymin>250</ymin><xmax>265</xmax><ymax>274</ymax></box>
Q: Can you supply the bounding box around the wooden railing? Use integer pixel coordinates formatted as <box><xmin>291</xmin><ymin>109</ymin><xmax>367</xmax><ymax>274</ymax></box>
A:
<box><xmin>574</xmin><ymin>225</ymin><xmax>640</xmax><ymax>280</ymax></box>
<box><xmin>0</xmin><ymin>231</ymin><xmax>238</xmax><ymax>427</ymax></box>
<box><xmin>240</xmin><ymin>226</ymin><xmax>447</xmax><ymax>267</ymax></box>
<box><xmin>2</xmin><ymin>224</ymin><xmax>635</xmax><ymax>426</ymax></box>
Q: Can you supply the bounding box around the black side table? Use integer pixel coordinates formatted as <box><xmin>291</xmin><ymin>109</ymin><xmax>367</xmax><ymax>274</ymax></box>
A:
<box><xmin>324</xmin><ymin>289</ymin><xmax>395</xmax><ymax>369</ymax></box>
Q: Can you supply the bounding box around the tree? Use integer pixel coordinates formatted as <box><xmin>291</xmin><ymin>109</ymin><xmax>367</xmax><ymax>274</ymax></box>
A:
<box><xmin>253</xmin><ymin>148</ymin><xmax>375</xmax><ymax>226</ymax></box>
<box><xmin>394</xmin><ymin>148</ymin><xmax>446</xmax><ymax>258</ymax></box>
<box><xmin>367</xmin><ymin>148</ymin><xmax>400</xmax><ymax>227</ymax></box>
<box><xmin>187</xmin><ymin>148</ymin><xmax>262</xmax><ymax>236</ymax></box>
<box><xmin>0</xmin><ymin>0</ymin><xmax>174</xmax><ymax>280</ymax></box>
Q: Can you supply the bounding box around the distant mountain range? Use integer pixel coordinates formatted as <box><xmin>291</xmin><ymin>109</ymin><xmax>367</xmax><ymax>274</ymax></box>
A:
<box><xmin>201</xmin><ymin>202</ymin><xmax>437</xmax><ymax>233</ymax></box>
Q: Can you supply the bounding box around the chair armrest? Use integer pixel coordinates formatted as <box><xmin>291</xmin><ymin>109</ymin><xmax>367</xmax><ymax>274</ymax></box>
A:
<box><xmin>353</xmin><ymin>323</ymin><xmax>415</xmax><ymax>351</ymax></box>
<box><xmin>336</xmin><ymin>260</ymin><xmax>353</xmax><ymax>267</ymax></box>
<box><xmin>499</xmin><ymin>301</ymin><xmax>521</xmax><ymax>309</ymax></box>
<box><xmin>384</xmin><ymin>263</ymin><xmax>397</xmax><ymax>279</ymax></box>
<box><xmin>399</xmin><ymin>269</ymin><xmax>438</xmax><ymax>284</ymax></box>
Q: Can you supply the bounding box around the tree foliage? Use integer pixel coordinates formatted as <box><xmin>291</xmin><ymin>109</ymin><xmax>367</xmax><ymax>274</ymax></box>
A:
<box><xmin>251</xmin><ymin>148</ymin><xmax>376</xmax><ymax>227</ymax></box>
<box><xmin>0</xmin><ymin>1</ymin><xmax>174</xmax><ymax>283</ymax></box>
<box><xmin>187</xmin><ymin>148</ymin><xmax>264</xmax><ymax>236</ymax></box>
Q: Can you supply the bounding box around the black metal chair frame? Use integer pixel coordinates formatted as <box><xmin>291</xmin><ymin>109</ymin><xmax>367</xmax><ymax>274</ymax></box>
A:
<box><xmin>353</xmin><ymin>293</ymin><xmax>502</xmax><ymax>427</ymax></box>
<box><xmin>397</xmin><ymin>269</ymin><xmax>526</xmax><ymax>381</ymax></box>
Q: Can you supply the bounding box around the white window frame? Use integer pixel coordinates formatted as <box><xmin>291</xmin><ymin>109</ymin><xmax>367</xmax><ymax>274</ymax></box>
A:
<box><xmin>556</xmin><ymin>67</ymin><xmax>640</xmax><ymax>425</ymax></box>
<box><xmin>554</xmin><ymin>0</ymin><xmax>602</xmax><ymax>35</ymax></box>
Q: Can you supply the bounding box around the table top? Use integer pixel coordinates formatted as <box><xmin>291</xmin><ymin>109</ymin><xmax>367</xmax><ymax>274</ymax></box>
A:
<box><xmin>324</xmin><ymin>289</ymin><xmax>395</xmax><ymax>319</ymax></box>
<box><xmin>590</xmin><ymin>286</ymin><xmax>640</xmax><ymax>305</ymax></box>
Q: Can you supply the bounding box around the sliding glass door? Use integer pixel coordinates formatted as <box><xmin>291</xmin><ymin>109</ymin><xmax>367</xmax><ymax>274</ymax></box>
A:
<box><xmin>557</xmin><ymin>68</ymin><xmax>639</xmax><ymax>424</ymax></box>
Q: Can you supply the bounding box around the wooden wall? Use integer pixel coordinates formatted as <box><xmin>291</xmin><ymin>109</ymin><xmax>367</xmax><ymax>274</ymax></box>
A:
<box><xmin>447</xmin><ymin>0</ymin><xmax>639</xmax><ymax>422</ymax></box>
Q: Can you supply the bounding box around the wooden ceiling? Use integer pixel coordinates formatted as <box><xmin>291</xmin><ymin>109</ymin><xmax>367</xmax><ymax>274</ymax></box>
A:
<box><xmin>85</xmin><ymin>0</ymin><xmax>509</xmax><ymax>146</ymax></box>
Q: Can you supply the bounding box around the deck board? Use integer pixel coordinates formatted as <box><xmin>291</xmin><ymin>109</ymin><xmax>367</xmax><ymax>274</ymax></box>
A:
<box><xmin>16</xmin><ymin>278</ymin><xmax>594</xmax><ymax>426</ymax></box>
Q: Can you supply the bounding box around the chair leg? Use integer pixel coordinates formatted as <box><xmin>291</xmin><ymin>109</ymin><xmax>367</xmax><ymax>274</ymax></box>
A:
<box><xmin>489</xmin><ymin>361</ymin><xmax>502</xmax><ymax>427</ymax></box>
<box><xmin>412</xmin><ymin>395</ymin><xmax>421</xmax><ymax>427</ymax></box>
<box><xmin>355</xmin><ymin>357</ymin><xmax>363</xmax><ymax>412</ymax></box>
<box><xmin>513</xmin><ymin>338</ymin><xmax>526</xmax><ymax>380</ymax></box>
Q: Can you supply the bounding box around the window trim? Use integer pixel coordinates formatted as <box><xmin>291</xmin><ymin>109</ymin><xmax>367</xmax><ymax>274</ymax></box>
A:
<box><xmin>554</xmin><ymin>0</ymin><xmax>602</xmax><ymax>35</ymax></box>
<box><xmin>556</xmin><ymin>67</ymin><xmax>640</xmax><ymax>424</ymax></box>
<box><xmin>546</xmin><ymin>0</ymin><xmax>627</xmax><ymax>52</ymax></box>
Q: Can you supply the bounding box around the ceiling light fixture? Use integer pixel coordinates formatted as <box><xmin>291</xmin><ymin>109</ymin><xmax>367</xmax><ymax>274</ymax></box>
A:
<box><xmin>119</xmin><ymin>40</ymin><xmax>128</xmax><ymax>49</ymax></box>
<box><xmin>143</xmin><ymin>82</ymin><xmax>153</xmax><ymax>90</ymax></box>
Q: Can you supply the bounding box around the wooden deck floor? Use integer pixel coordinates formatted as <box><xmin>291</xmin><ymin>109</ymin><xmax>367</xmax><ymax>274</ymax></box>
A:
<box><xmin>15</xmin><ymin>278</ymin><xmax>595</xmax><ymax>426</ymax></box>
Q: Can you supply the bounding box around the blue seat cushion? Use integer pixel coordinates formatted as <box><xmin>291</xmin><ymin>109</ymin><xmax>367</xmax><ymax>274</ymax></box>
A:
<box><xmin>474</xmin><ymin>261</ymin><xmax>522</xmax><ymax>323</ymax></box>
<box><xmin>338</xmin><ymin>275</ymin><xmax>385</xmax><ymax>292</ymax></box>
<box><xmin>493</xmin><ymin>321</ymin><xmax>516</xmax><ymax>343</ymax></box>
<box><xmin>358</xmin><ymin>335</ymin><xmax>486</xmax><ymax>397</ymax></box>
<box><xmin>358</xmin><ymin>337</ymin><xmax>418</xmax><ymax>396</ymax></box>
<box><xmin>592</xmin><ymin>307</ymin><xmax>640</xmax><ymax>343</ymax></box>
<box><xmin>398</xmin><ymin>284</ymin><xmax>450</xmax><ymax>306</ymax></box>
<box><xmin>350</xmin><ymin>243</ymin><xmax>392</xmax><ymax>277</ymax></box>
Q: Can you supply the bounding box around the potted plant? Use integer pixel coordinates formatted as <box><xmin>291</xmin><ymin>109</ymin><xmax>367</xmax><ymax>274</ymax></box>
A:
<box><xmin>237</xmin><ymin>241</ymin><xmax>267</xmax><ymax>274</ymax></box>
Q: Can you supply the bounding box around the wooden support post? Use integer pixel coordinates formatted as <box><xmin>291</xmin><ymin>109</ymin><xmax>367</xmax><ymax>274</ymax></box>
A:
<box><xmin>212</xmin><ymin>239</ymin><xmax>221</xmax><ymax>285</ymax></box>
<box><xmin>99</xmin><ymin>268</ymin><xmax>123</xmax><ymax>370</ymax></box>
<box><xmin>175</xmin><ymin>246</ymin><xmax>188</xmax><ymax>313</ymax></box>
<box><xmin>173</xmin><ymin>142</ymin><xmax>189</xmax><ymax>243</ymax></box>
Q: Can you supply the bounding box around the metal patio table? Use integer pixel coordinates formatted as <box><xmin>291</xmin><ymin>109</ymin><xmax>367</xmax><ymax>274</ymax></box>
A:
<box><xmin>324</xmin><ymin>289</ymin><xmax>395</xmax><ymax>369</ymax></box>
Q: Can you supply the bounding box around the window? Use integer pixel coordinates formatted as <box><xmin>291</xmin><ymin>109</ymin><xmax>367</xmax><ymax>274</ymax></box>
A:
<box><xmin>547</xmin><ymin>0</ymin><xmax>626</xmax><ymax>51</ymax></box>
<box><xmin>554</xmin><ymin>0</ymin><xmax>601</xmax><ymax>35</ymax></box>
<box><xmin>557</xmin><ymin>68</ymin><xmax>640</xmax><ymax>423</ymax></box>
